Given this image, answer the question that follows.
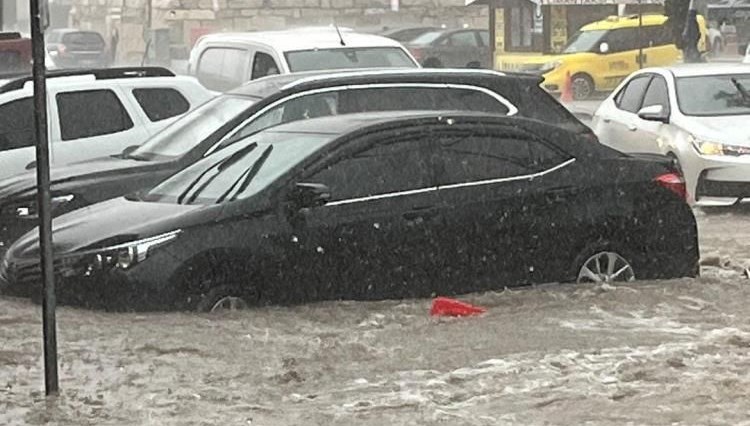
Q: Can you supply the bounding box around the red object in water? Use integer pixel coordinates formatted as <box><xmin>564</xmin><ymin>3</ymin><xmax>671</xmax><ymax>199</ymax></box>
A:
<box><xmin>430</xmin><ymin>297</ymin><xmax>486</xmax><ymax>317</ymax></box>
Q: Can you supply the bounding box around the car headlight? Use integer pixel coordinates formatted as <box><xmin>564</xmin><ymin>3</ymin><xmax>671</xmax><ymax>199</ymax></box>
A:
<box><xmin>690</xmin><ymin>135</ymin><xmax>750</xmax><ymax>156</ymax></box>
<box><xmin>540</xmin><ymin>60</ymin><xmax>562</xmax><ymax>73</ymax></box>
<box><xmin>64</xmin><ymin>230</ymin><xmax>182</xmax><ymax>276</ymax></box>
<box><xmin>11</xmin><ymin>194</ymin><xmax>75</xmax><ymax>219</ymax></box>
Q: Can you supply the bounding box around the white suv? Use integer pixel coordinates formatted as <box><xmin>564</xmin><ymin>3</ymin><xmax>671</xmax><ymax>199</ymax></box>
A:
<box><xmin>188</xmin><ymin>28</ymin><xmax>419</xmax><ymax>92</ymax></box>
<box><xmin>0</xmin><ymin>67</ymin><xmax>214</xmax><ymax>180</ymax></box>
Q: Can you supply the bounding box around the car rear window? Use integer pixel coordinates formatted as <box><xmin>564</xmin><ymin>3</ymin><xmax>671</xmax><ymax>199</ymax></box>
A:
<box><xmin>284</xmin><ymin>47</ymin><xmax>418</xmax><ymax>72</ymax></box>
<box><xmin>62</xmin><ymin>32</ymin><xmax>105</xmax><ymax>47</ymax></box>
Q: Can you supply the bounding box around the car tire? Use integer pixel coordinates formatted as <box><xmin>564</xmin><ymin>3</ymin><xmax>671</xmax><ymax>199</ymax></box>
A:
<box><xmin>571</xmin><ymin>73</ymin><xmax>594</xmax><ymax>100</ymax></box>
<box><xmin>175</xmin><ymin>256</ymin><xmax>259</xmax><ymax>312</ymax></box>
<box><xmin>573</xmin><ymin>241</ymin><xmax>636</xmax><ymax>284</ymax></box>
<box><xmin>423</xmin><ymin>58</ymin><xmax>443</xmax><ymax>68</ymax></box>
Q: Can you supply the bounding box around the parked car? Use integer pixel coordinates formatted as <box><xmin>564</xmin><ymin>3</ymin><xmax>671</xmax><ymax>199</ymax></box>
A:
<box><xmin>592</xmin><ymin>64</ymin><xmax>750</xmax><ymax>205</ymax></box>
<box><xmin>0</xmin><ymin>111</ymin><xmax>698</xmax><ymax>311</ymax></box>
<box><xmin>0</xmin><ymin>32</ymin><xmax>31</xmax><ymax>75</ymax></box>
<box><xmin>380</xmin><ymin>26</ymin><xmax>438</xmax><ymax>43</ymax></box>
<box><xmin>0</xmin><ymin>67</ymin><xmax>214</xmax><ymax>181</ymax></box>
<box><xmin>0</xmin><ymin>68</ymin><xmax>593</xmax><ymax>257</ymax></box>
<box><xmin>498</xmin><ymin>14</ymin><xmax>709</xmax><ymax>100</ymax></box>
<box><xmin>405</xmin><ymin>28</ymin><xmax>491</xmax><ymax>69</ymax></box>
<box><xmin>744</xmin><ymin>42</ymin><xmax>750</xmax><ymax>63</ymax></box>
<box><xmin>45</xmin><ymin>29</ymin><xmax>110</xmax><ymax>69</ymax></box>
<box><xmin>188</xmin><ymin>28</ymin><xmax>419</xmax><ymax>92</ymax></box>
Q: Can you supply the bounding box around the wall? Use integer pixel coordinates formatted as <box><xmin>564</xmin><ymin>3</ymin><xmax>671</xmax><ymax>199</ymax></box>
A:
<box><xmin>58</xmin><ymin>0</ymin><xmax>490</xmax><ymax>64</ymax></box>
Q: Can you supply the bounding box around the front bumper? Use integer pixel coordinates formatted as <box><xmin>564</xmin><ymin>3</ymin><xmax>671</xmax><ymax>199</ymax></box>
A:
<box><xmin>685</xmin><ymin>154</ymin><xmax>750</xmax><ymax>203</ymax></box>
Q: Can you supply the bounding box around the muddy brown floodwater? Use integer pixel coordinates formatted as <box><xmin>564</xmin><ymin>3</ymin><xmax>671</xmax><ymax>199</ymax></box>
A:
<box><xmin>2</xmin><ymin>207</ymin><xmax>750</xmax><ymax>426</ymax></box>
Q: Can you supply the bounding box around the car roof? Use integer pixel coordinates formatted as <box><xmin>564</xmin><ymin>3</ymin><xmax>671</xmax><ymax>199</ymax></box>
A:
<box><xmin>228</xmin><ymin>67</ymin><xmax>539</xmax><ymax>98</ymax></box>
<box><xmin>197</xmin><ymin>29</ymin><xmax>405</xmax><ymax>52</ymax></box>
<box><xmin>642</xmin><ymin>63</ymin><xmax>750</xmax><ymax>78</ymax></box>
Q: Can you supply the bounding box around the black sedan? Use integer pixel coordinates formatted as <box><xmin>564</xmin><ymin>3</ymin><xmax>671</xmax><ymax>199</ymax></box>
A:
<box><xmin>0</xmin><ymin>112</ymin><xmax>699</xmax><ymax>311</ymax></box>
<box><xmin>0</xmin><ymin>68</ymin><xmax>593</xmax><ymax>257</ymax></box>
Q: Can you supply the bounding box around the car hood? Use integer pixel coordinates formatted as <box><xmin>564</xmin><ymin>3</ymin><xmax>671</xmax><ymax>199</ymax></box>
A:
<box><xmin>675</xmin><ymin>114</ymin><xmax>750</xmax><ymax>146</ymax></box>
<box><xmin>0</xmin><ymin>156</ymin><xmax>151</xmax><ymax>200</ymax></box>
<box><xmin>9</xmin><ymin>197</ymin><xmax>217</xmax><ymax>260</ymax></box>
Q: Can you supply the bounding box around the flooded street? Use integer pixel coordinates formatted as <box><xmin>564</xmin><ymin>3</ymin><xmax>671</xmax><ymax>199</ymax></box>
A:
<box><xmin>2</xmin><ymin>208</ymin><xmax>750</xmax><ymax>425</ymax></box>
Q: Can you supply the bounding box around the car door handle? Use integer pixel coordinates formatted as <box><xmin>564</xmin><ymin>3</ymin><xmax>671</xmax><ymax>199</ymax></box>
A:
<box><xmin>627</xmin><ymin>124</ymin><xmax>637</xmax><ymax>131</ymax></box>
<box><xmin>25</xmin><ymin>161</ymin><xmax>36</xmax><ymax>169</ymax></box>
<box><xmin>402</xmin><ymin>207</ymin><xmax>439</xmax><ymax>221</ymax></box>
<box><xmin>545</xmin><ymin>187</ymin><xmax>577</xmax><ymax>202</ymax></box>
<box><xmin>602</xmin><ymin>117</ymin><xmax>612</xmax><ymax>123</ymax></box>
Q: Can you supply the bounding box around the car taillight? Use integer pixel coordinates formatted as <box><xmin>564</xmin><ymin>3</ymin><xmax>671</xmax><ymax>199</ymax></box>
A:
<box><xmin>654</xmin><ymin>172</ymin><xmax>687</xmax><ymax>201</ymax></box>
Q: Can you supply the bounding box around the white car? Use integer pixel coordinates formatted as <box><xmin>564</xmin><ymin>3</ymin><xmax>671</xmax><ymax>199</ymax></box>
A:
<box><xmin>188</xmin><ymin>28</ymin><xmax>420</xmax><ymax>92</ymax></box>
<box><xmin>592</xmin><ymin>64</ymin><xmax>750</xmax><ymax>205</ymax></box>
<box><xmin>0</xmin><ymin>67</ymin><xmax>214</xmax><ymax>181</ymax></box>
<box><xmin>744</xmin><ymin>43</ymin><xmax>750</xmax><ymax>63</ymax></box>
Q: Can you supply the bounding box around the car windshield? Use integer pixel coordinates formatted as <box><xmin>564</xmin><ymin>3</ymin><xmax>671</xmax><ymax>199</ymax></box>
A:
<box><xmin>143</xmin><ymin>132</ymin><xmax>329</xmax><ymax>204</ymax></box>
<box><xmin>284</xmin><ymin>47</ymin><xmax>417</xmax><ymax>72</ymax></box>
<box><xmin>127</xmin><ymin>95</ymin><xmax>256</xmax><ymax>160</ymax></box>
<box><xmin>675</xmin><ymin>74</ymin><xmax>750</xmax><ymax>116</ymax></box>
<box><xmin>563</xmin><ymin>30</ymin><xmax>606</xmax><ymax>53</ymax></box>
<box><xmin>410</xmin><ymin>31</ymin><xmax>444</xmax><ymax>45</ymax></box>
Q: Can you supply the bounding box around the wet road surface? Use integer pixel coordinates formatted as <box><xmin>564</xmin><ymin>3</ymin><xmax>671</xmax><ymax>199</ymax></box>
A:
<box><xmin>2</xmin><ymin>207</ymin><xmax>750</xmax><ymax>425</ymax></box>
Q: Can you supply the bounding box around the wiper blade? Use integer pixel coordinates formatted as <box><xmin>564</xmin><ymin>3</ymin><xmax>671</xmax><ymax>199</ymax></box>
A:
<box><xmin>177</xmin><ymin>142</ymin><xmax>258</xmax><ymax>204</ymax></box>
<box><xmin>217</xmin><ymin>145</ymin><xmax>274</xmax><ymax>203</ymax></box>
<box><xmin>731</xmin><ymin>78</ymin><xmax>750</xmax><ymax>103</ymax></box>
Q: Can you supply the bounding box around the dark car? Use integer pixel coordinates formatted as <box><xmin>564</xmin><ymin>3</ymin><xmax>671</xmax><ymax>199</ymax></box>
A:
<box><xmin>0</xmin><ymin>112</ymin><xmax>699</xmax><ymax>312</ymax></box>
<box><xmin>46</xmin><ymin>29</ymin><xmax>109</xmax><ymax>69</ymax></box>
<box><xmin>0</xmin><ymin>68</ymin><xmax>593</xmax><ymax>257</ymax></box>
<box><xmin>406</xmin><ymin>28</ymin><xmax>491</xmax><ymax>69</ymax></box>
<box><xmin>380</xmin><ymin>26</ymin><xmax>438</xmax><ymax>43</ymax></box>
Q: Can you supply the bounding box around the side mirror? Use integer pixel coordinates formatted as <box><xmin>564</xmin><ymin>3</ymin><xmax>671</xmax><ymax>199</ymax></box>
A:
<box><xmin>291</xmin><ymin>182</ymin><xmax>331</xmax><ymax>209</ymax></box>
<box><xmin>599</xmin><ymin>42</ymin><xmax>610</xmax><ymax>54</ymax></box>
<box><xmin>121</xmin><ymin>145</ymin><xmax>139</xmax><ymax>156</ymax></box>
<box><xmin>637</xmin><ymin>104</ymin><xmax>669</xmax><ymax>123</ymax></box>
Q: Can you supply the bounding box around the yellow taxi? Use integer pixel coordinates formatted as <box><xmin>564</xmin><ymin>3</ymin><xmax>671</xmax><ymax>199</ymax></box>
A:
<box><xmin>498</xmin><ymin>14</ymin><xmax>708</xmax><ymax>99</ymax></box>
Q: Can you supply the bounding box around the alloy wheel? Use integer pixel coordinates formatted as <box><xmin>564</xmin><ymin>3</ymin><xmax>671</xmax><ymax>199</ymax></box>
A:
<box><xmin>210</xmin><ymin>296</ymin><xmax>248</xmax><ymax>313</ymax></box>
<box><xmin>577</xmin><ymin>251</ymin><xmax>635</xmax><ymax>284</ymax></box>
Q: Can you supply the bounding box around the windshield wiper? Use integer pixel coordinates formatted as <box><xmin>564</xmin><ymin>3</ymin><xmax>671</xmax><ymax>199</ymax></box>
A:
<box><xmin>177</xmin><ymin>142</ymin><xmax>258</xmax><ymax>204</ymax></box>
<box><xmin>731</xmin><ymin>78</ymin><xmax>750</xmax><ymax>103</ymax></box>
<box><xmin>217</xmin><ymin>145</ymin><xmax>274</xmax><ymax>203</ymax></box>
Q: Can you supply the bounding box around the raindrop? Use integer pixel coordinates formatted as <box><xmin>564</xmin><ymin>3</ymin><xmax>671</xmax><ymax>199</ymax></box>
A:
<box><xmin>291</xmin><ymin>236</ymin><xmax>299</xmax><ymax>243</ymax></box>
<box><xmin>373</xmin><ymin>222</ymin><xmax>381</xmax><ymax>229</ymax></box>
<box><xmin>316</xmin><ymin>246</ymin><xmax>325</xmax><ymax>254</ymax></box>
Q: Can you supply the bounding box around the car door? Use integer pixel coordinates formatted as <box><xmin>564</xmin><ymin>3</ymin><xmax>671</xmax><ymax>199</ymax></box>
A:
<box><xmin>629</xmin><ymin>73</ymin><xmax>671</xmax><ymax>154</ymax></box>
<box><xmin>435</xmin><ymin>31</ymin><xmax>482</xmax><ymax>68</ymax></box>
<box><xmin>642</xmin><ymin>24</ymin><xmax>681</xmax><ymax>68</ymax></box>
<box><xmin>282</xmin><ymin>131</ymin><xmax>442</xmax><ymax>301</ymax></box>
<box><xmin>600</xmin><ymin>28</ymin><xmax>641</xmax><ymax>91</ymax></box>
<box><xmin>594</xmin><ymin>74</ymin><xmax>651</xmax><ymax>153</ymax></box>
<box><xmin>48</xmin><ymin>86</ymin><xmax>149</xmax><ymax>166</ymax></box>
<box><xmin>433</xmin><ymin>127</ymin><xmax>558</xmax><ymax>293</ymax></box>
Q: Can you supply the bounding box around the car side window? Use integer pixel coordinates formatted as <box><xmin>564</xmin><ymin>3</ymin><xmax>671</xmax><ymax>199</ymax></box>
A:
<box><xmin>448</xmin><ymin>31</ymin><xmax>479</xmax><ymax>47</ymax></box>
<box><xmin>478</xmin><ymin>30</ymin><xmax>490</xmax><ymax>47</ymax></box>
<box><xmin>132</xmin><ymin>88</ymin><xmax>190</xmax><ymax>122</ymax></box>
<box><xmin>232</xmin><ymin>92</ymin><xmax>337</xmax><ymax>141</ymax></box>
<box><xmin>251</xmin><ymin>52</ymin><xmax>280</xmax><ymax>79</ymax></box>
<box><xmin>57</xmin><ymin>89</ymin><xmax>134</xmax><ymax>141</ymax></box>
<box><xmin>305</xmin><ymin>138</ymin><xmax>436</xmax><ymax>202</ymax></box>
<box><xmin>615</xmin><ymin>75</ymin><xmax>652</xmax><ymax>113</ymax></box>
<box><xmin>640</xmin><ymin>75</ymin><xmax>671</xmax><ymax>114</ymax></box>
<box><xmin>0</xmin><ymin>97</ymin><xmax>35</xmax><ymax>150</ymax></box>
<box><xmin>436</xmin><ymin>133</ymin><xmax>566</xmax><ymax>185</ymax></box>
<box><xmin>605</xmin><ymin>28</ymin><xmax>639</xmax><ymax>53</ymax></box>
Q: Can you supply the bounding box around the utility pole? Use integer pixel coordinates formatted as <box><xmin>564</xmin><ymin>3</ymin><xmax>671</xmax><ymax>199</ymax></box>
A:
<box><xmin>637</xmin><ymin>0</ymin><xmax>644</xmax><ymax>69</ymax></box>
<box><xmin>29</xmin><ymin>0</ymin><xmax>59</xmax><ymax>396</ymax></box>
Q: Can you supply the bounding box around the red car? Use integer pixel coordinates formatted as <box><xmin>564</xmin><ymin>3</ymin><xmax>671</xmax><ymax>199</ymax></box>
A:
<box><xmin>0</xmin><ymin>33</ymin><xmax>32</xmax><ymax>75</ymax></box>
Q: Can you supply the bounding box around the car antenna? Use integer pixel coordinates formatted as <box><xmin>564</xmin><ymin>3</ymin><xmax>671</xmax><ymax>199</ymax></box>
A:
<box><xmin>334</xmin><ymin>23</ymin><xmax>346</xmax><ymax>46</ymax></box>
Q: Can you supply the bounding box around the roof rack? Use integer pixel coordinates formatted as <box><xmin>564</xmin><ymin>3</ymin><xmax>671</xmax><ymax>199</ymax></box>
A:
<box><xmin>0</xmin><ymin>66</ymin><xmax>175</xmax><ymax>94</ymax></box>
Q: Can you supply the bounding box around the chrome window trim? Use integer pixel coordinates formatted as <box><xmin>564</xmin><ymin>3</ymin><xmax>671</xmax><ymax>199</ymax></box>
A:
<box><xmin>280</xmin><ymin>68</ymin><xmax>508</xmax><ymax>91</ymax></box>
<box><xmin>325</xmin><ymin>158</ymin><xmax>576</xmax><ymax>207</ymax></box>
<box><xmin>203</xmin><ymin>82</ymin><xmax>519</xmax><ymax>157</ymax></box>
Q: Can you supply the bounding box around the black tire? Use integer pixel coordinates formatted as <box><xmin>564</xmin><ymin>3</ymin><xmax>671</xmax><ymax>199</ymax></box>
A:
<box><xmin>571</xmin><ymin>73</ymin><xmax>594</xmax><ymax>100</ymax></box>
<box><xmin>174</xmin><ymin>256</ymin><xmax>259</xmax><ymax>312</ymax></box>
<box><xmin>423</xmin><ymin>58</ymin><xmax>443</xmax><ymax>68</ymax></box>
<box><xmin>571</xmin><ymin>240</ymin><xmax>636</xmax><ymax>284</ymax></box>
